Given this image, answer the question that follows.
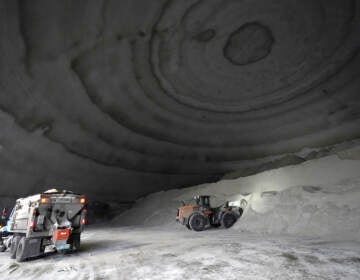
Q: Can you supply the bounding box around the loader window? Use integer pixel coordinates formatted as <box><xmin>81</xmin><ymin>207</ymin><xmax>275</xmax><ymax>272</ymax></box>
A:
<box><xmin>199</xmin><ymin>196</ymin><xmax>210</xmax><ymax>207</ymax></box>
<box><xmin>204</xmin><ymin>197</ymin><xmax>209</xmax><ymax>206</ymax></box>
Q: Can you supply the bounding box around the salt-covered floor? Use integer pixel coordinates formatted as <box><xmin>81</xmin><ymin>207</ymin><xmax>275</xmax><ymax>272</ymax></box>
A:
<box><xmin>0</xmin><ymin>226</ymin><xmax>359</xmax><ymax>280</ymax></box>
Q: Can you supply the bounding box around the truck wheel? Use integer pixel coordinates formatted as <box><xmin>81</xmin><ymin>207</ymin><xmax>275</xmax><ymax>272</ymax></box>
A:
<box><xmin>16</xmin><ymin>237</ymin><xmax>28</xmax><ymax>262</ymax></box>
<box><xmin>185</xmin><ymin>224</ymin><xmax>191</xmax><ymax>230</ymax></box>
<box><xmin>221</xmin><ymin>212</ymin><xmax>237</xmax><ymax>228</ymax></box>
<box><xmin>10</xmin><ymin>236</ymin><xmax>20</xmax><ymax>259</ymax></box>
<box><xmin>189</xmin><ymin>213</ymin><xmax>207</xmax><ymax>232</ymax></box>
<box><xmin>68</xmin><ymin>233</ymin><xmax>81</xmax><ymax>252</ymax></box>
<box><xmin>0</xmin><ymin>244</ymin><xmax>6</xmax><ymax>252</ymax></box>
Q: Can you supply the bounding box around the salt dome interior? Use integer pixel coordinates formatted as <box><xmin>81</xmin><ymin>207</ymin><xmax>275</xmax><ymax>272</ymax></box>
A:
<box><xmin>0</xmin><ymin>0</ymin><xmax>359</xmax><ymax>206</ymax></box>
<box><xmin>1</xmin><ymin>1</ymin><xmax>360</xmax><ymax>279</ymax></box>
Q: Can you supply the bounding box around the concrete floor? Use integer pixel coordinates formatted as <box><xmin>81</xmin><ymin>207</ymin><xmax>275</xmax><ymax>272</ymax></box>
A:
<box><xmin>1</xmin><ymin>226</ymin><xmax>359</xmax><ymax>280</ymax></box>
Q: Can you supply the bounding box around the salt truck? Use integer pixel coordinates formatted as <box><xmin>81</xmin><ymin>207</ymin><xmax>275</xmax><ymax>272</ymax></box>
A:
<box><xmin>0</xmin><ymin>189</ymin><xmax>87</xmax><ymax>262</ymax></box>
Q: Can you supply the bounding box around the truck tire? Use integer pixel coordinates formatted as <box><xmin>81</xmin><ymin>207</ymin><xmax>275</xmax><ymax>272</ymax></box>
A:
<box><xmin>189</xmin><ymin>213</ymin><xmax>207</xmax><ymax>232</ymax></box>
<box><xmin>10</xmin><ymin>236</ymin><xmax>20</xmax><ymax>259</ymax></box>
<box><xmin>0</xmin><ymin>232</ymin><xmax>5</xmax><ymax>252</ymax></box>
<box><xmin>68</xmin><ymin>233</ymin><xmax>81</xmax><ymax>252</ymax></box>
<box><xmin>221</xmin><ymin>212</ymin><xmax>237</xmax><ymax>228</ymax></box>
<box><xmin>16</xmin><ymin>237</ymin><xmax>28</xmax><ymax>262</ymax></box>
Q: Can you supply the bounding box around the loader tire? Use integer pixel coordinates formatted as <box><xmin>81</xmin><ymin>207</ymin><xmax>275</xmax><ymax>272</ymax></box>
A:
<box><xmin>189</xmin><ymin>213</ymin><xmax>207</xmax><ymax>232</ymax></box>
<box><xmin>10</xmin><ymin>236</ymin><xmax>20</xmax><ymax>259</ymax></box>
<box><xmin>221</xmin><ymin>212</ymin><xmax>237</xmax><ymax>228</ymax></box>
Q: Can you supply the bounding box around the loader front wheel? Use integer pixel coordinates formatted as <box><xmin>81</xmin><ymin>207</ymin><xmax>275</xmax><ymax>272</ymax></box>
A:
<box><xmin>221</xmin><ymin>212</ymin><xmax>237</xmax><ymax>228</ymax></box>
<box><xmin>189</xmin><ymin>213</ymin><xmax>207</xmax><ymax>232</ymax></box>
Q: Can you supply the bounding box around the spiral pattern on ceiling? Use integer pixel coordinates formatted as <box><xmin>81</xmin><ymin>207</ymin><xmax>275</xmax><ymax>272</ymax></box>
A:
<box><xmin>0</xmin><ymin>0</ymin><xmax>359</xmax><ymax>198</ymax></box>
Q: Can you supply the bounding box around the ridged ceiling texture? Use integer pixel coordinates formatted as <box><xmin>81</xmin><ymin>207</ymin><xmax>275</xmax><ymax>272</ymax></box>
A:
<box><xmin>0</xmin><ymin>0</ymin><xmax>359</xmax><ymax>200</ymax></box>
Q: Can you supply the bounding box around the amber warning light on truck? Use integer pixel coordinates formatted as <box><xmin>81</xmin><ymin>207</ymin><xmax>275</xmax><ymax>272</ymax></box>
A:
<box><xmin>40</xmin><ymin>197</ymin><xmax>50</xmax><ymax>204</ymax></box>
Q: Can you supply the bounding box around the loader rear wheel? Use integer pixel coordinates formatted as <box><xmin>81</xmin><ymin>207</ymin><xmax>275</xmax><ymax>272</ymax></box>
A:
<box><xmin>16</xmin><ymin>237</ymin><xmax>28</xmax><ymax>262</ymax></box>
<box><xmin>221</xmin><ymin>212</ymin><xmax>237</xmax><ymax>228</ymax></box>
<box><xmin>10</xmin><ymin>236</ymin><xmax>20</xmax><ymax>259</ymax></box>
<box><xmin>189</xmin><ymin>213</ymin><xmax>207</xmax><ymax>231</ymax></box>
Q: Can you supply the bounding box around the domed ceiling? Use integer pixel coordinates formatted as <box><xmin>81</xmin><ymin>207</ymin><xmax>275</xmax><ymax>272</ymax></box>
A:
<box><xmin>0</xmin><ymin>0</ymin><xmax>359</xmax><ymax>201</ymax></box>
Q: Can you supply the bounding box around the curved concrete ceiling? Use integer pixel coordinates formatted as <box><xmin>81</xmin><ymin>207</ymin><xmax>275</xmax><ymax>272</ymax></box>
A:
<box><xmin>0</xmin><ymin>0</ymin><xmax>359</xmax><ymax>201</ymax></box>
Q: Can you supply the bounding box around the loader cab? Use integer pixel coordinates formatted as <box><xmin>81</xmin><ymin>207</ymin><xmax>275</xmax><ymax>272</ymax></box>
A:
<box><xmin>194</xmin><ymin>195</ymin><xmax>211</xmax><ymax>210</ymax></box>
